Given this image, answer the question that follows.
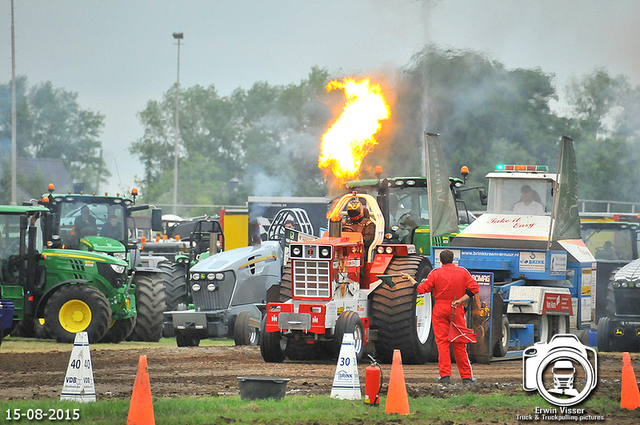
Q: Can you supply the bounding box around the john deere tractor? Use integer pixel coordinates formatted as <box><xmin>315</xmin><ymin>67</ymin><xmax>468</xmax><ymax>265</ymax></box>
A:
<box><xmin>597</xmin><ymin>258</ymin><xmax>640</xmax><ymax>352</ymax></box>
<box><xmin>1</xmin><ymin>205</ymin><xmax>136</xmax><ymax>343</ymax></box>
<box><xmin>38</xmin><ymin>185</ymin><xmax>166</xmax><ymax>341</ymax></box>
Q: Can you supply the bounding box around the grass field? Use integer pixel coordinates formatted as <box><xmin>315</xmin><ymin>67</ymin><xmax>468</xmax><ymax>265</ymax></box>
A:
<box><xmin>0</xmin><ymin>391</ymin><xmax>634</xmax><ymax>424</ymax></box>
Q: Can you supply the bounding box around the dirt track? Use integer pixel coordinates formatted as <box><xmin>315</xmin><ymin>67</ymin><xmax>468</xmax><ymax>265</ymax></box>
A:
<box><xmin>0</xmin><ymin>344</ymin><xmax>635</xmax><ymax>403</ymax></box>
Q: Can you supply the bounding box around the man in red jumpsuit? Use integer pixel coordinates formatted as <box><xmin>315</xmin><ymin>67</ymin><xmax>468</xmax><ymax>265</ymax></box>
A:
<box><xmin>402</xmin><ymin>249</ymin><xmax>479</xmax><ymax>384</ymax></box>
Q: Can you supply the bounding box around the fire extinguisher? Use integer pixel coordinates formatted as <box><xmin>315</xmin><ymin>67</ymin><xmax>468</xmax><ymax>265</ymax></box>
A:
<box><xmin>364</xmin><ymin>355</ymin><xmax>383</xmax><ymax>406</ymax></box>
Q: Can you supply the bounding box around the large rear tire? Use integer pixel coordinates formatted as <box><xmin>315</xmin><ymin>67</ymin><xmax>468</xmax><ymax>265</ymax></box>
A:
<box><xmin>158</xmin><ymin>261</ymin><xmax>189</xmax><ymax>337</ymax></box>
<box><xmin>259</xmin><ymin>316</ymin><xmax>287</xmax><ymax>363</ymax></box>
<box><xmin>371</xmin><ymin>255</ymin><xmax>435</xmax><ymax>364</ymax></box>
<box><xmin>233</xmin><ymin>311</ymin><xmax>259</xmax><ymax>346</ymax></box>
<box><xmin>129</xmin><ymin>273</ymin><xmax>167</xmax><ymax>342</ymax></box>
<box><xmin>158</xmin><ymin>261</ymin><xmax>189</xmax><ymax>311</ymax></box>
<box><xmin>278</xmin><ymin>263</ymin><xmax>292</xmax><ymax>302</ymax></box>
<box><xmin>99</xmin><ymin>316</ymin><xmax>137</xmax><ymax>343</ymax></box>
<box><xmin>44</xmin><ymin>285</ymin><xmax>111</xmax><ymax>343</ymax></box>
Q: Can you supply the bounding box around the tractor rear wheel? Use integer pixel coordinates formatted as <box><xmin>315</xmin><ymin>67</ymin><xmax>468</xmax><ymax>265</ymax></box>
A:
<box><xmin>99</xmin><ymin>316</ymin><xmax>137</xmax><ymax>343</ymax></box>
<box><xmin>233</xmin><ymin>311</ymin><xmax>259</xmax><ymax>346</ymax></box>
<box><xmin>158</xmin><ymin>261</ymin><xmax>189</xmax><ymax>311</ymax></box>
<box><xmin>371</xmin><ymin>255</ymin><xmax>435</xmax><ymax>364</ymax></box>
<box><xmin>278</xmin><ymin>263</ymin><xmax>292</xmax><ymax>302</ymax></box>
<box><xmin>259</xmin><ymin>316</ymin><xmax>287</xmax><ymax>363</ymax></box>
<box><xmin>129</xmin><ymin>273</ymin><xmax>167</xmax><ymax>342</ymax></box>
<box><xmin>158</xmin><ymin>261</ymin><xmax>189</xmax><ymax>337</ymax></box>
<box><xmin>44</xmin><ymin>285</ymin><xmax>111</xmax><ymax>343</ymax></box>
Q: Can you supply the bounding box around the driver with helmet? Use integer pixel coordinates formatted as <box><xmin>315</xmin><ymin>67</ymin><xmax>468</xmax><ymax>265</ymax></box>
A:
<box><xmin>342</xmin><ymin>198</ymin><xmax>375</xmax><ymax>253</ymax></box>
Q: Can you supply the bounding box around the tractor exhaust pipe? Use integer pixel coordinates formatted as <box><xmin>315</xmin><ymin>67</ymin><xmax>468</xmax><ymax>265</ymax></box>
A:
<box><xmin>329</xmin><ymin>216</ymin><xmax>342</xmax><ymax>238</ymax></box>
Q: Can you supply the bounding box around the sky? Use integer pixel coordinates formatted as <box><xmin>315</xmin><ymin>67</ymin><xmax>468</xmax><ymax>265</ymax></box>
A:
<box><xmin>2</xmin><ymin>0</ymin><xmax>640</xmax><ymax>195</ymax></box>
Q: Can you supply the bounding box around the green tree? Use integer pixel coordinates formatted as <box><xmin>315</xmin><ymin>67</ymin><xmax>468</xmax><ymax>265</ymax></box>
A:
<box><xmin>0</xmin><ymin>77</ymin><xmax>109</xmax><ymax>193</ymax></box>
<box><xmin>365</xmin><ymin>46</ymin><xmax>569</xmax><ymax>209</ymax></box>
<box><xmin>131</xmin><ymin>66</ymin><xmax>332</xmax><ymax>205</ymax></box>
<box><xmin>564</xmin><ymin>69</ymin><xmax>640</xmax><ymax>203</ymax></box>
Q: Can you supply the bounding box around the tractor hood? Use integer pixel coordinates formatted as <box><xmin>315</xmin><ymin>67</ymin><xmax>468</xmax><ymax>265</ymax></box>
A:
<box><xmin>451</xmin><ymin>213</ymin><xmax>552</xmax><ymax>250</ymax></box>
<box><xmin>190</xmin><ymin>241</ymin><xmax>282</xmax><ymax>274</ymax></box>
<box><xmin>43</xmin><ymin>248</ymin><xmax>128</xmax><ymax>266</ymax></box>
<box><xmin>79</xmin><ymin>235</ymin><xmax>126</xmax><ymax>254</ymax></box>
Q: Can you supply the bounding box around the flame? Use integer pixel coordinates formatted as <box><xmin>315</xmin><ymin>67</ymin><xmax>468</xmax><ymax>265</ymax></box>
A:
<box><xmin>318</xmin><ymin>78</ymin><xmax>390</xmax><ymax>184</ymax></box>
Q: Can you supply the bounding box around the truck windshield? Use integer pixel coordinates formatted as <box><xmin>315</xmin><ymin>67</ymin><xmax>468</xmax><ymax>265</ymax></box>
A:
<box><xmin>487</xmin><ymin>178</ymin><xmax>553</xmax><ymax>216</ymax></box>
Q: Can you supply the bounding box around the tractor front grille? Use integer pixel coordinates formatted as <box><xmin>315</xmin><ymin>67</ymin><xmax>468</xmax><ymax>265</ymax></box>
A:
<box><xmin>292</xmin><ymin>260</ymin><xmax>331</xmax><ymax>298</ymax></box>
<box><xmin>97</xmin><ymin>263</ymin><xmax>127</xmax><ymax>289</ymax></box>
<box><xmin>190</xmin><ymin>271</ymin><xmax>234</xmax><ymax>311</ymax></box>
<box><xmin>614</xmin><ymin>289</ymin><xmax>640</xmax><ymax>315</ymax></box>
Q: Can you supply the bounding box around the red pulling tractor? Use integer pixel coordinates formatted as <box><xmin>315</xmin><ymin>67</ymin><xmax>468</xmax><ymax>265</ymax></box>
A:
<box><xmin>260</xmin><ymin>192</ymin><xmax>435</xmax><ymax>364</ymax></box>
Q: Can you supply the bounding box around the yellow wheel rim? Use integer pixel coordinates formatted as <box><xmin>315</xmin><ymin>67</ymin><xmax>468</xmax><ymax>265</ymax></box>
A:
<box><xmin>58</xmin><ymin>299</ymin><xmax>92</xmax><ymax>333</ymax></box>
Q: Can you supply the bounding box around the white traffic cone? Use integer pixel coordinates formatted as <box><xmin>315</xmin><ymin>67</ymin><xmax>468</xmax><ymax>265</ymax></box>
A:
<box><xmin>60</xmin><ymin>332</ymin><xmax>96</xmax><ymax>402</ymax></box>
<box><xmin>330</xmin><ymin>333</ymin><xmax>361</xmax><ymax>400</ymax></box>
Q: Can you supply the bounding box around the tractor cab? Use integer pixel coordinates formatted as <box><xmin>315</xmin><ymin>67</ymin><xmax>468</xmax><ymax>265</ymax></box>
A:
<box><xmin>485</xmin><ymin>164</ymin><xmax>554</xmax><ymax>216</ymax></box>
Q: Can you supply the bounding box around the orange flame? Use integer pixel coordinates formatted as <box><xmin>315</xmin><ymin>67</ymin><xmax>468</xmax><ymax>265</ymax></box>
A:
<box><xmin>318</xmin><ymin>78</ymin><xmax>390</xmax><ymax>184</ymax></box>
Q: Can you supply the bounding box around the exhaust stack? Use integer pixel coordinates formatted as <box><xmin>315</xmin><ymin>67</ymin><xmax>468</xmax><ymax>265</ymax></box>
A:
<box><xmin>329</xmin><ymin>216</ymin><xmax>342</xmax><ymax>238</ymax></box>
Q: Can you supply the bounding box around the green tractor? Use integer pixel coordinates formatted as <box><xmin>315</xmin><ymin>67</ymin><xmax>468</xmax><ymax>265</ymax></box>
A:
<box><xmin>1</xmin><ymin>205</ymin><xmax>136</xmax><ymax>343</ymax></box>
<box><xmin>38</xmin><ymin>185</ymin><xmax>167</xmax><ymax>341</ymax></box>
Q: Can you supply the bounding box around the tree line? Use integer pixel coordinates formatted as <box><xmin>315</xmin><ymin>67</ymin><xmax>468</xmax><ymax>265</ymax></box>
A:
<box><xmin>2</xmin><ymin>46</ymin><xmax>639</xmax><ymax>209</ymax></box>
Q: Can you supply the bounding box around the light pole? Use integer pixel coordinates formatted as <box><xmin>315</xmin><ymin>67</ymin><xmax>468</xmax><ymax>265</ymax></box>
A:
<box><xmin>172</xmin><ymin>32</ymin><xmax>183</xmax><ymax>214</ymax></box>
<box><xmin>10</xmin><ymin>0</ymin><xmax>17</xmax><ymax>205</ymax></box>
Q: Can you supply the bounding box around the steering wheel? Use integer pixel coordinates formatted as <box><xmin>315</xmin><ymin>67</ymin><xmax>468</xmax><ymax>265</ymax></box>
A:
<box><xmin>341</xmin><ymin>226</ymin><xmax>356</xmax><ymax>232</ymax></box>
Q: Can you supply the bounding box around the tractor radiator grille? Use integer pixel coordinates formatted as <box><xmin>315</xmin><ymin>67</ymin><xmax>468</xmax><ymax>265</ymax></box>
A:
<box><xmin>614</xmin><ymin>290</ymin><xmax>640</xmax><ymax>315</ymax></box>
<box><xmin>69</xmin><ymin>259</ymin><xmax>85</xmax><ymax>272</ymax></box>
<box><xmin>292</xmin><ymin>260</ymin><xmax>330</xmax><ymax>298</ymax></box>
<box><xmin>190</xmin><ymin>275</ymin><xmax>234</xmax><ymax>311</ymax></box>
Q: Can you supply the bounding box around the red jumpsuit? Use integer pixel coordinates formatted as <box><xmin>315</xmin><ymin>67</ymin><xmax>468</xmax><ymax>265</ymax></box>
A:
<box><xmin>416</xmin><ymin>263</ymin><xmax>479</xmax><ymax>379</ymax></box>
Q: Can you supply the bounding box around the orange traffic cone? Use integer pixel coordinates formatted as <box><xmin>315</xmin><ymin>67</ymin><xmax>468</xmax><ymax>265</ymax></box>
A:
<box><xmin>385</xmin><ymin>349</ymin><xmax>410</xmax><ymax>415</ymax></box>
<box><xmin>127</xmin><ymin>355</ymin><xmax>155</xmax><ymax>425</ymax></box>
<box><xmin>621</xmin><ymin>352</ymin><xmax>640</xmax><ymax>410</ymax></box>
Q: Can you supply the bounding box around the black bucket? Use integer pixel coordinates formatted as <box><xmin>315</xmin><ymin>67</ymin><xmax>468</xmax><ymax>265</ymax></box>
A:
<box><xmin>237</xmin><ymin>376</ymin><xmax>290</xmax><ymax>401</ymax></box>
